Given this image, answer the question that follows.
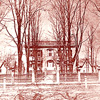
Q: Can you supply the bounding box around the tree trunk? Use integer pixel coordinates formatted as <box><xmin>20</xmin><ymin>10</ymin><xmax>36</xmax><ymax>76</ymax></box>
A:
<box><xmin>26</xmin><ymin>42</ymin><xmax>30</xmax><ymax>76</ymax></box>
<box><xmin>18</xmin><ymin>45</ymin><xmax>22</xmax><ymax>75</ymax></box>
<box><xmin>17</xmin><ymin>22</ymin><xmax>22</xmax><ymax>75</ymax></box>
<box><xmin>27</xmin><ymin>15</ymin><xmax>31</xmax><ymax>77</ymax></box>
<box><xmin>68</xmin><ymin>0</ymin><xmax>73</xmax><ymax>73</ymax></box>
<box><xmin>33</xmin><ymin>48</ymin><xmax>38</xmax><ymax>78</ymax></box>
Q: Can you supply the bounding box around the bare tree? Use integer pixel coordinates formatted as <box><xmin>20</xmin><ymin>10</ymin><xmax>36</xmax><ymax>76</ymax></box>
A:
<box><xmin>24</xmin><ymin>0</ymin><xmax>42</xmax><ymax>76</ymax></box>
<box><xmin>0</xmin><ymin>0</ymin><xmax>28</xmax><ymax>75</ymax></box>
<box><xmin>87</xmin><ymin>0</ymin><xmax>100</xmax><ymax>71</ymax></box>
<box><xmin>0</xmin><ymin>0</ymin><xmax>50</xmax><ymax>77</ymax></box>
<box><xmin>88</xmin><ymin>26</ymin><xmax>95</xmax><ymax>72</ymax></box>
<box><xmin>30</xmin><ymin>10</ymin><xmax>42</xmax><ymax>76</ymax></box>
<box><xmin>0</xmin><ymin>0</ymin><xmax>9</xmax><ymax>32</ymax></box>
<box><xmin>4</xmin><ymin>53</ymin><xmax>16</xmax><ymax>69</ymax></box>
<box><xmin>83</xmin><ymin>26</ymin><xmax>96</xmax><ymax>73</ymax></box>
<box><xmin>49</xmin><ymin>0</ymin><xmax>89</xmax><ymax>73</ymax></box>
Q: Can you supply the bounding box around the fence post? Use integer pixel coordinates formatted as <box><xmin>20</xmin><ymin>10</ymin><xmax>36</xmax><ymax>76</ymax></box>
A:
<box><xmin>56</xmin><ymin>66</ymin><xmax>59</xmax><ymax>84</ymax></box>
<box><xmin>85</xmin><ymin>76</ymin><xmax>87</xmax><ymax>89</ymax></box>
<box><xmin>3</xmin><ymin>77</ymin><xmax>6</xmax><ymax>90</ymax></box>
<box><xmin>78</xmin><ymin>69</ymin><xmax>81</xmax><ymax>82</ymax></box>
<box><xmin>11</xmin><ymin>72</ymin><xmax>14</xmax><ymax>84</ymax></box>
<box><xmin>98</xmin><ymin>66</ymin><xmax>100</xmax><ymax>81</ymax></box>
<box><xmin>32</xmin><ymin>68</ymin><xmax>35</xmax><ymax>83</ymax></box>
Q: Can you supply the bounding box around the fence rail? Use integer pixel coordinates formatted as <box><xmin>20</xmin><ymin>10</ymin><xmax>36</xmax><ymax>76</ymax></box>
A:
<box><xmin>0</xmin><ymin>73</ymin><xmax>99</xmax><ymax>84</ymax></box>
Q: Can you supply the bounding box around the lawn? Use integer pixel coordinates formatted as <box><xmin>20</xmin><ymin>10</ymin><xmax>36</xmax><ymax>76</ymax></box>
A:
<box><xmin>0</xmin><ymin>83</ymin><xmax>100</xmax><ymax>100</ymax></box>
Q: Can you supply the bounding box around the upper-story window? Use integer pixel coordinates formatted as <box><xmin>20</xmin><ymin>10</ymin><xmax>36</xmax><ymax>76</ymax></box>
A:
<box><xmin>49</xmin><ymin>51</ymin><xmax>52</xmax><ymax>56</ymax></box>
<box><xmin>37</xmin><ymin>50</ymin><xmax>42</xmax><ymax>57</ymax></box>
<box><xmin>47</xmin><ymin>49</ymin><xmax>53</xmax><ymax>56</ymax></box>
<box><xmin>37</xmin><ymin>52</ymin><xmax>41</xmax><ymax>57</ymax></box>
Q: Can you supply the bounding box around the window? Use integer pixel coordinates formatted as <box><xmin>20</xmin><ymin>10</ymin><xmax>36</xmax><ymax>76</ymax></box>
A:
<box><xmin>37</xmin><ymin>52</ymin><xmax>41</xmax><ymax>57</ymax></box>
<box><xmin>47</xmin><ymin>49</ymin><xmax>53</xmax><ymax>56</ymax></box>
<box><xmin>49</xmin><ymin>52</ymin><xmax>52</xmax><ymax>56</ymax></box>
<box><xmin>30</xmin><ymin>49</ymin><xmax>33</xmax><ymax>56</ymax></box>
<box><xmin>37</xmin><ymin>50</ymin><xmax>42</xmax><ymax>57</ymax></box>
<box><xmin>37</xmin><ymin>57</ymin><xmax>41</xmax><ymax>61</ymax></box>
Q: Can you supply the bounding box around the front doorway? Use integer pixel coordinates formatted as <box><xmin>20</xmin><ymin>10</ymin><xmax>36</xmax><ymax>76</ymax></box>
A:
<box><xmin>47</xmin><ymin>60</ymin><xmax>54</xmax><ymax>70</ymax></box>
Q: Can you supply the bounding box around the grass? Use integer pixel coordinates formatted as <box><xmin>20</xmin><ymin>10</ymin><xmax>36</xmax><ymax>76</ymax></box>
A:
<box><xmin>0</xmin><ymin>83</ymin><xmax>100</xmax><ymax>100</ymax></box>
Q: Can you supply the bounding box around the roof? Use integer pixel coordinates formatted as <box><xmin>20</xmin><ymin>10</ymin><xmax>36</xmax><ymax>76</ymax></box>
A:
<box><xmin>29</xmin><ymin>41</ymin><xmax>75</xmax><ymax>48</ymax></box>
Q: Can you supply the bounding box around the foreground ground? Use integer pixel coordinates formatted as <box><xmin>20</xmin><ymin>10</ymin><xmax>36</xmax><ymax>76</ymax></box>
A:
<box><xmin>0</xmin><ymin>83</ymin><xmax>100</xmax><ymax>100</ymax></box>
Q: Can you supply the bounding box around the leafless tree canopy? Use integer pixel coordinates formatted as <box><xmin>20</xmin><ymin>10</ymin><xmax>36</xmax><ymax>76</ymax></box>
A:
<box><xmin>0</xmin><ymin>0</ymin><xmax>100</xmax><ymax>74</ymax></box>
<box><xmin>49</xmin><ymin>0</ymin><xmax>89</xmax><ymax>72</ymax></box>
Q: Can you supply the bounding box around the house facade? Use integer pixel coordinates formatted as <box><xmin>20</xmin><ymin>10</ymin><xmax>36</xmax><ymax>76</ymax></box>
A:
<box><xmin>28</xmin><ymin>41</ymin><xmax>95</xmax><ymax>74</ymax></box>
<box><xmin>28</xmin><ymin>41</ymin><xmax>76</xmax><ymax>75</ymax></box>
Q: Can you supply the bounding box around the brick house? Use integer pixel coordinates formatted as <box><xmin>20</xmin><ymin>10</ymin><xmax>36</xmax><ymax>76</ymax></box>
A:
<box><xmin>28</xmin><ymin>41</ymin><xmax>76</xmax><ymax>75</ymax></box>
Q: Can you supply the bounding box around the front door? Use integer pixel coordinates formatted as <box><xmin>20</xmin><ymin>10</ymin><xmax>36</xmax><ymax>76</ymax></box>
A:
<box><xmin>47</xmin><ymin>60</ymin><xmax>54</xmax><ymax>70</ymax></box>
